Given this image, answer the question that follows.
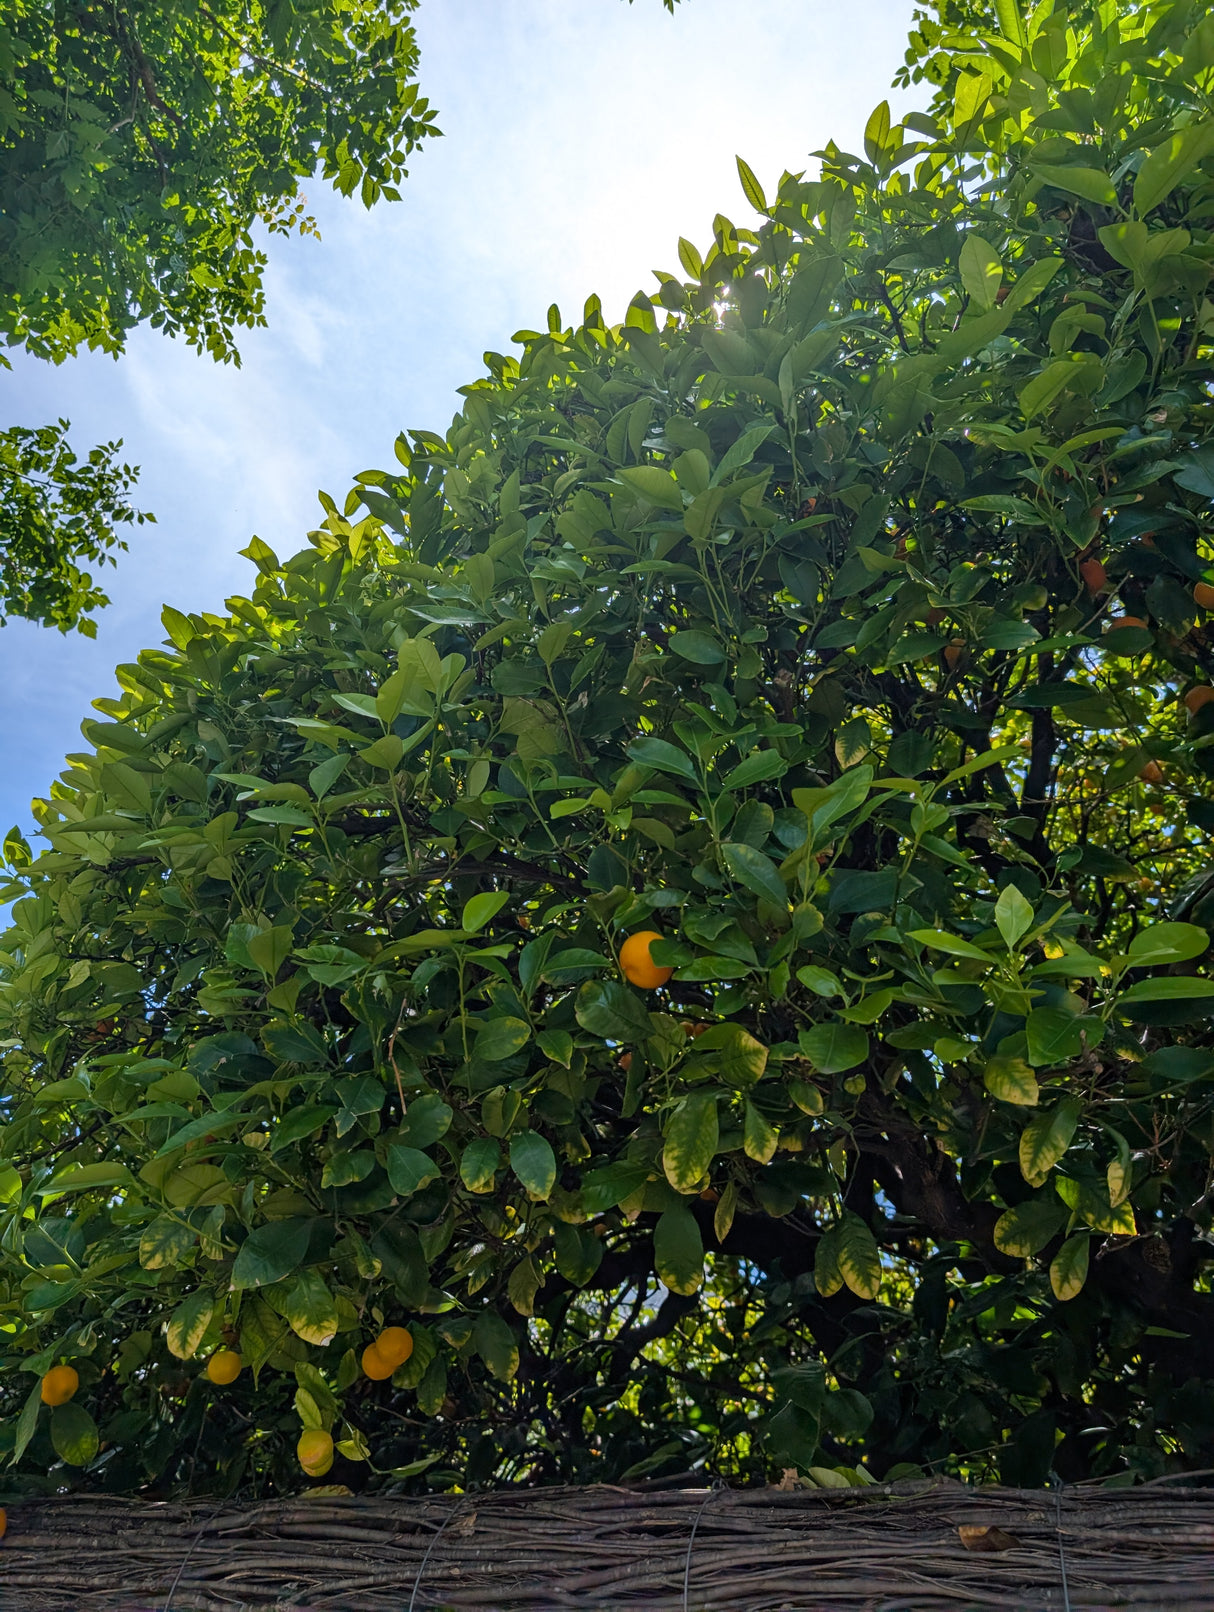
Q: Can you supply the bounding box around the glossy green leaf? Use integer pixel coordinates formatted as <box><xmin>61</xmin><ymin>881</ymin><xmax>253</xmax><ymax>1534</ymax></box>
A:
<box><xmin>51</xmin><ymin>1402</ymin><xmax>99</xmax><ymax>1467</ymax></box>
<box><xmin>230</xmin><ymin>1219</ymin><xmax>312</xmax><ymax>1292</ymax></box>
<box><xmin>510</xmin><ymin>1130</ymin><xmax>557</xmax><ymax>1200</ymax></box>
<box><xmin>653</xmin><ymin>1205</ymin><xmax>704</xmax><ymax>1295</ymax></box>
<box><xmin>798</xmin><ymin>1023</ymin><xmax>868</xmax><ymax>1074</ymax></box>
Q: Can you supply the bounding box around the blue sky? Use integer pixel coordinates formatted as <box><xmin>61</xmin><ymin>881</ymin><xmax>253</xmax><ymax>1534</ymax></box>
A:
<box><xmin>2</xmin><ymin>0</ymin><xmax>918</xmax><ymax>843</ymax></box>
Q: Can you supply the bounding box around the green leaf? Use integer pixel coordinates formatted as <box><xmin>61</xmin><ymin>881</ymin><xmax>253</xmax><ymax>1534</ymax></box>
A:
<box><xmin>838</xmin><ymin>1215</ymin><xmax>881</xmax><ymax>1300</ymax></box>
<box><xmin>718</xmin><ymin>749</ymin><xmax>787</xmax><ymax>792</ymax></box>
<box><xmin>616</xmin><ymin>465</ymin><xmax>683</xmax><ymax>510</ymax></box>
<box><xmin>1019</xmin><ymin>1098</ymin><xmax>1082</xmax><ymax>1187</ymax></box>
<box><xmin>51</xmin><ymin>1402</ymin><xmax>99</xmax><ymax>1467</ymax></box>
<box><xmin>473</xmin><ymin>1311</ymin><xmax>519</xmax><ymax>1381</ymax></box>
<box><xmin>994</xmin><ymin>1199</ymin><xmax>1069</xmax><ymax>1257</ymax></box>
<box><xmin>995</xmin><ymin>885</ymin><xmax>1034</xmax><ymax>949</ymax></box>
<box><xmin>662</xmin><ymin>1091</ymin><xmax>719</xmax><ymax>1193</ymax></box>
<box><xmin>386</xmin><ymin>1145</ymin><xmax>441</xmax><ymax>1196</ymax></box>
<box><xmin>1125</xmin><ymin>923</ymin><xmax>1209</xmax><ymax>966</ymax></box>
<box><xmin>736</xmin><ymin>155</ymin><xmax>767</xmax><ymax>212</ymax></box>
<box><xmin>246</xmin><ymin>925</ymin><xmax>293</xmax><ymax>978</ymax></box>
<box><xmin>721</xmin><ymin>841</ymin><xmax>787</xmax><ymax>907</ymax></box>
<box><xmin>627</xmin><ymin>736</ymin><xmax>698</xmax><ymax>782</ymax></box>
<box><xmin>581</xmin><ymin>1160</ymin><xmax>650</xmax><ymax>1213</ymax></box>
<box><xmin>1019</xmin><ymin>358</ymin><xmax>1092</xmax><ymax>419</ymax></box>
<box><xmin>40</xmin><ymin>1161</ymin><xmax>131</xmax><ymax>1195</ymax></box>
<box><xmin>1033</xmin><ymin>164</ymin><xmax>1116</xmax><ymax>204</ymax></box>
<box><xmin>462</xmin><ymin>890</ymin><xmax>510</xmax><ymax>933</ymax></box>
<box><xmin>669</xmin><ymin>629</ymin><xmax>725</xmax><ymax>664</ymax></box>
<box><xmin>863</xmin><ymin>100</ymin><xmax>893</xmax><ymax>165</ymax></box>
<box><xmin>397</xmin><ymin>1094</ymin><xmax>453</xmax><ymax>1150</ymax></box>
<box><xmin>1117</xmin><ymin>977</ymin><xmax>1214</xmax><ymax>1007</ymax></box>
<box><xmin>1050</xmin><ymin>1233</ymin><xmax>1090</xmax><ymax>1301</ymax></box>
<box><xmin>985</xmin><ymin>1056</ymin><xmax>1039</xmax><ymax>1106</ymax></box>
<box><xmin>958</xmin><ymin>234</ymin><xmax>1002</xmax><ymax>312</ymax></box>
<box><xmin>1001</xmin><ymin>256</ymin><xmax>1062</xmax><ymax>315</ymax></box>
<box><xmin>474</xmin><ymin>1016</ymin><xmax>531</xmax><ymax>1061</ymax></box>
<box><xmin>1025</xmin><ymin>1008</ymin><xmax>1086</xmax><ymax>1068</ymax></box>
<box><xmin>1134</xmin><ymin>123</ymin><xmax>1214</xmax><ymax>215</ymax></box>
<box><xmin>690</xmin><ymin>1023</ymin><xmax>769</xmax><ymax>1086</ymax></box>
<box><xmin>678</xmin><ymin>236</ymin><xmax>703</xmax><ymax>278</ymax></box>
<box><xmin>907</xmin><ymin>929</ymin><xmax>994</xmax><ymax>963</ymax></box>
<box><xmin>166</xmin><ymin>1288</ymin><xmax>216</xmax><ymax>1358</ymax></box>
<box><xmin>510</xmin><ymin>1130</ymin><xmax>557</xmax><ymax>1200</ymax></box>
<box><xmin>10</xmin><ymin>1379</ymin><xmax>41</xmax><ymax>1467</ymax></box>
<box><xmin>653</xmin><ymin>1205</ymin><xmax>704</xmax><ymax>1294</ymax></box>
<box><xmin>282</xmin><ymin>1270</ymin><xmax>339</xmax><ymax>1346</ymax></box>
<box><xmin>537</xmin><ymin>1029</ymin><xmax>574</xmax><ymax>1066</ymax></box>
<box><xmin>798</xmin><ymin>1022</ymin><xmax>868</xmax><ymax>1075</ymax></box>
<box><xmin>230</xmin><ymin>1218</ymin><xmax>312</xmax><ymax>1292</ymax></box>
<box><xmin>711</xmin><ymin>422</ymin><xmax>775</xmax><ymax>485</ymax></box>
<box><xmin>460</xmin><ymin>1138</ymin><xmax>501</xmax><ymax>1194</ymax></box>
<box><xmin>574</xmin><ymin>979</ymin><xmax>653</xmax><ymax>1042</ymax></box>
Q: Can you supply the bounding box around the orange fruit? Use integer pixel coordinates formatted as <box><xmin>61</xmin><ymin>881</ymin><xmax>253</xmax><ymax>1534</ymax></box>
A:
<box><xmin>205</xmin><ymin>1350</ymin><xmax>242</xmax><ymax>1386</ymax></box>
<box><xmin>943</xmin><ymin>640</ymin><xmax>965</xmax><ymax>670</ymax></box>
<box><xmin>1107</xmin><ymin>615</ymin><xmax>1146</xmax><ymax>631</ymax></box>
<box><xmin>375</xmin><ymin>1326</ymin><xmax>414</xmax><ymax>1368</ymax></box>
<box><xmin>1185</xmin><ymin>686</ymin><xmax>1214</xmax><ymax>716</ymax></box>
<box><xmin>40</xmin><ymin>1366</ymin><xmax>78</xmax><ymax>1406</ymax></box>
<box><xmin>618</xmin><ymin>1051</ymin><xmax>633</xmax><ymax>1072</ymax></box>
<box><xmin>361</xmin><ymin>1343</ymin><xmax>395</xmax><ymax>1381</ymax></box>
<box><xmin>1194</xmin><ymin>582</ymin><xmax>1214</xmax><ymax>610</ymax></box>
<box><xmin>1080</xmin><ymin>558</ymin><xmax>1107</xmax><ymax>595</ymax></box>
<box><xmin>1141</xmin><ymin>534</ymin><xmax>1156</xmax><ymax>549</ymax></box>
<box><xmin>1138</xmin><ymin>760</ymin><xmax>1165</xmax><ymax>785</ymax></box>
<box><xmin>298</xmin><ymin>1428</ymin><xmax>334</xmax><ymax>1476</ymax></box>
<box><xmin>619</xmin><ymin>931</ymin><xmax>672</xmax><ymax>989</ymax></box>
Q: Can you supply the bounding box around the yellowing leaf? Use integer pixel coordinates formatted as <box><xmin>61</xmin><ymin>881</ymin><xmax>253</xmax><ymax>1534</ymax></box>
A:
<box><xmin>662</xmin><ymin>1092</ymin><xmax>719</xmax><ymax>1194</ymax></box>
<box><xmin>994</xmin><ymin>1200</ymin><xmax>1068</xmax><ymax>1257</ymax></box>
<box><xmin>1050</xmin><ymin>1234</ymin><xmax>1090</xmax><ymax>1301</ymax></box>
<box><xmin>985</xmin><ymin>1056</ymin><xmax>1039</xmax><ymax>1106</ymax></box>
<box><xmin>838</xmin><ymin>1215</ymin><xmax>881</xmax><ymax>1300</ymax></box>
<box><xmin>1019</xmin><ymin>1098</ymin><xmax>1081</xmax><ymax>1187</ymax></box>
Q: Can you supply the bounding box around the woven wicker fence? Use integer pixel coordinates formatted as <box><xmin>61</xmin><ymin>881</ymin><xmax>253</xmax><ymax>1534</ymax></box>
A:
<box><xmin>5</xmin><ymin>1478</ymin><xmax>1214</xmax><ymax>1612</ymax></box>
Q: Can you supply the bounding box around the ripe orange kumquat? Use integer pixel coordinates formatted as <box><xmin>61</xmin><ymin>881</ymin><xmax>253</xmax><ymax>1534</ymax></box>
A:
<box><xmin>40</xmin><ymin>1366</ymin><xmax>78</xmax><ymax>1406</ymax></box>
<box><xmin>619</xmin><ymin>931</ymin><xmax>672</xmax><ymax>989</ymax></box>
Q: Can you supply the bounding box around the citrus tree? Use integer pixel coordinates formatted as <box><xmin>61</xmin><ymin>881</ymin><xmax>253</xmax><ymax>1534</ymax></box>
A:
<box><xmin>3</xmin><ymin>0</ymin><xmax>1214</xmax><ymax>1498</ymax></box>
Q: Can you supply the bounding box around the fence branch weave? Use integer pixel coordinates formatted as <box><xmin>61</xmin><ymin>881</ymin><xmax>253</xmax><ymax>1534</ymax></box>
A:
<box><xmin>5</xmin><ymin>1479</ymin><xmax>1214</xmax><ymax>1611</ymax></box>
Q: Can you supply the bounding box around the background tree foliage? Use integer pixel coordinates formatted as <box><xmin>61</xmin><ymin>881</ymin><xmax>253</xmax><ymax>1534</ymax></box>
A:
<box><xmin>0</xmin><ymin>0</ymin><xmax>436</xmax><ymax>634</ymax></box>
<box><xmin>0</xmin><ymin>0</ymin><xmax>676</xmax><ymax>634</ymax></box>
<box><xmin>3</xmin><ymin>0</ymin><xmax>1214</xmax><ymax>1498</ymax></box>
<box><xmin>0</xmin><ymin>423</ymin><xmax>149</xmax><ymax>634</ymax></box>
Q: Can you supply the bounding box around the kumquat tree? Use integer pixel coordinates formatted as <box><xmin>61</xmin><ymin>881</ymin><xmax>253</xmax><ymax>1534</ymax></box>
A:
<box><xmin>3</xmin><ymin>0</ymin><xmax>1214</xmax><ymax>1498</ymax></box>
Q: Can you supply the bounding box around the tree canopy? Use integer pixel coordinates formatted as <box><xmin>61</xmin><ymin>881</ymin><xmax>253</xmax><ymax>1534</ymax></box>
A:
<box><xmin>2</xmin><ymin>0</ymin><xmax>1214</xmax><ymax>1498</ymax></box>
<box><xmin>0</xmin><ymin>423</ymin><xmax>149</xmax><ymax>635</ymax></box>
<box><xmin>1</xmin><ymin>0</ymin><xmax>436</xmax><ymax>364</ymax></box>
